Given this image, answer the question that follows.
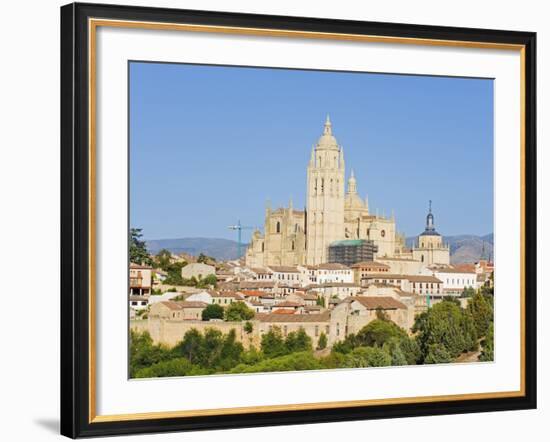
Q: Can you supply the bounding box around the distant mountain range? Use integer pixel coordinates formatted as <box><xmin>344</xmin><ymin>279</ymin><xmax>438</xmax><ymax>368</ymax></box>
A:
<box><xmin>146</xmin><ymin>237</ymin><xmax>246</xmax><ymax>261</ymax></box>
<box><xmin>406</xmin><ymin>233</ymin><xmax>493</xmax><ymax>264</ymax></box>
<box><xmin>147</xmin><ymin>234</ymin><xmax>493</xmax><ymax>264</ymax></box>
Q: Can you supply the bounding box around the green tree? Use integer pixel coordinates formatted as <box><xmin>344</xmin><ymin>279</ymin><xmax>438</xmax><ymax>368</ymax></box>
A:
<box><xmin>197</xmin><ymin>253</ymin><xmax>215</xmax><ymax>264</ymax></box>
<box><xmin>134</xmin><ymin>358</ymin><xmax>206</xmax><ymax>378</ymax></box>
<box><xmin>129</xmin><ymin>330</ymin><xmax>170</xmax><ymax>377</ymax></box>
<box><xmin>261</xmin><ymin>327</ymin><xmax>287</xmax><ymax>358</ymax></box>
<box><xmin>201</xmin><ymin>304</ymin><xmax>224</xmax><ymax>321</ymax></box>
<box><xmin>479</xmin><ymin>322</ymin><xmax>494</xmax><ymax>362</ymax></box>
<box><xmin>243</xmin><ymin>321</ymin><xmax>254</xmax><ymax>334</ymax></box>
<box><xmin>284</xmin><ymin>328</ymin><xmax>312</xmax><ymax>353</ymax></box>
<box><xmin>461</xmin><ymin>287</ymin><xmax>476</xmax><ymax>298</ymax></box>
<box><xmin>424</xmin><ymin>343</ymin><xmax>452</xmax><ymax>364</ymax></box>
<box><xmin>413</xmin><ymin>301</ymin><xmax>471</xmax><ymax>361</ymax></box>
<box><xmin>224</xmin><ymin>301</ymin><xmax>255</xmax><ymax>322</ymax></box>
<box><xmin>343</xmin><ymin>347</ymin><xmax>392</xmax><ymax>368</ymax></box>
<box><xmin>355</xmin><ymin>319</ymin><xmax>408</xmax><ymax>348</ymax></box>
<box><xmin>467</xmin><ymin>291</ymin><xmax>493</xmax><ymax>337</ymax></box>
<box><xmin>196</xmin><ymin>274</ymin><xmax>217</xmax><ymax>289</ymax></box>
<box><xmin>129</xmin><ymin>228</ymin><xmax>152</xmax><ymax>266</ymax></box>
<box><xmin>231</xmin><ymin>352</ymin><xmax>321</xmax><ymax>373</ymax></box>
<box><xmin>155</xmin><ymin>248</ymin><xmax>172</xmax><ymax>270</ymax></box>
<box><xmin>317</xmin><ymin>332</ymin><xmax>328</xmax><ymax>350</ymax></box>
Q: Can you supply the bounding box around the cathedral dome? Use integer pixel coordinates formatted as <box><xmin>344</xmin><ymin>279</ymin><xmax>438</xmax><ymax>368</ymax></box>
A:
<box><xmin>317</xmin><ymin>115</ymin><xmax>339</xmax><ymax>150</ymax></box>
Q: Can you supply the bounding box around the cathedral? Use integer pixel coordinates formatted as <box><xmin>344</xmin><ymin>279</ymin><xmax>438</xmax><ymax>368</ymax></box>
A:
<box><xmin>245</xmin><ymin>116</ymin><xmax>444</xmax><ymax>268</ymax></box>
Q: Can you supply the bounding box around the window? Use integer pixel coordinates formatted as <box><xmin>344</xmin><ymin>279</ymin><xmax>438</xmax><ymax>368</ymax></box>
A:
<box><xmin>261</xmin><ymin>242</ymin><xmax>264</xmax><ymax>252</ymax></box>
<box><xmin>276</xmin><ymin>221</ymin><xmax>281</xmax><ymax>233</ymax></box>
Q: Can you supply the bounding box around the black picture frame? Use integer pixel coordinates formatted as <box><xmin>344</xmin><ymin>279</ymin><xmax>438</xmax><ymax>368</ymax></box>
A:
<box><xmin>61</xmin><ymin>2</ymin><xmax>537</xmax><ymax>438</ymax></box>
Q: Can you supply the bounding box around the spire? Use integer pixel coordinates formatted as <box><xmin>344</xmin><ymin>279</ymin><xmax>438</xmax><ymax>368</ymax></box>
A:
<box><xmin>425</xmin><ymin>200</ymin><xmax>435</xmax><ymax>232</ymax></box>
<box><xmin>324</xmin><ymin>114</ymin><xmax>332</xmax><ymax>134</ymax></box>
<box><xmin>347</xmin><ymin>169</ymin><xmax>357</xmax><ymax>194</ymax></box>
<box><xmin>339</xmin><ymin>146</ymin><xmax>345</xmax><ymax>169</ymax></box>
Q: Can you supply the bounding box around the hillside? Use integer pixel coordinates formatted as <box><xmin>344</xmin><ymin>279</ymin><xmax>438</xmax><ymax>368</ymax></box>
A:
<box><xmin>146</xmin><ymin>237</ymin><xmax>245</xmax><ymax>261</ymax></box>
<box><xmin>147</xmin><ymin>233</ymin><xmax>493</xmax><ymax>264</ymax></box>
<box><xmin>406</xmin><ymin>234</ymin><xmax>493</xmax><ymax>264</ymax></box>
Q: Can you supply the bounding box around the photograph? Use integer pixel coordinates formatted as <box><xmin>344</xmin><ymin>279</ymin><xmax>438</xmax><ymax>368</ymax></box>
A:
<box><xmin>128</xmin><ymin>62</ymin><xmax>496</xmax><ymax>379</ymax></box>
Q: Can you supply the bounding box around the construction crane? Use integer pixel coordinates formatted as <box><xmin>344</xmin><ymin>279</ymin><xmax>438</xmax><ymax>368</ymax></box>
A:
<box><xmin>228</xmin><ymin>220</ymin><xmax>255</xmax><ymax>259</ymax></box>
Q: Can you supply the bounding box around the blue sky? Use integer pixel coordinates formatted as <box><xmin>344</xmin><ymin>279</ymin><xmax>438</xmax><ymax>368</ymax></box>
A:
<box><xmin>130</xmin><ymin>62</ymin><xmax>493</xmax><ymax>242</ymax></box>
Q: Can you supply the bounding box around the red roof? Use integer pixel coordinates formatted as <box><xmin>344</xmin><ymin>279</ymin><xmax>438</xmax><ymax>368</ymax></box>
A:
<box><xmin>272</xmin><ymin>309</ymin><xmax>296</xmax><ymax>315</ymax></box>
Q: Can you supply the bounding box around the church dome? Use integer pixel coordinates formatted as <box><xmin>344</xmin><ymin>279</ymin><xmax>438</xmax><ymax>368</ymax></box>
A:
<box><xmin>317</xmin><ymin>115</ymin><xmax>339</xmax><ymax>150</ymax></box>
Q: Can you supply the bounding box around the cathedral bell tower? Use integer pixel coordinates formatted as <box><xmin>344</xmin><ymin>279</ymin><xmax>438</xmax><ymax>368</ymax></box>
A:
<box><xmin>306</xmin><ymin>115</ymin><xmax>345</xmax><ymax>265</ymax></box>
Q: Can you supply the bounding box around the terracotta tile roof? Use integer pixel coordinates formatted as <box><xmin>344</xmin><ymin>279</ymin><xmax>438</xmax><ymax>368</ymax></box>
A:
<box><xmin>256</xmin><ymin>311</ymin><xmax>331</xmax><ymax>323</ymax></box>
<box><xmin>349</xmin><ymin>296</ymin><xmax>407</xmax><ymax>310</ymax></box>
<box><xmin>450</xmin><ymin>264</ymin><xmax>477</xmax><ymax>273</ymax></box>
<box><xmin>274</xmin><ymin>301</ymin><xmax>302</xmax><ymax>308</ymax></box>
<box><xmin>160</xmin><ymin>301</ymin><xmax>184</xmax><ymax>310</ymax></box>
<box><xmin>239</xmin><ymin>281</ymin><xmax>276</xmax><ymax>289</ymax></box>
<box><xmin>240</xmin><ymin>290</ymin><xmax>266</xmax><ymax>297</ymax></box>
<box><xmin>180</xmin><ymin>301</ymin><xmax>208</xmax><ymax>309</ymax></box>
<box><xmin>160</xmin><ymin>300</ymin><xmax>207</xmax><ymax>310</ymax></box>
<box><xmin>272</xmin><ymin>309</ymin><xmax>296</xmax><ymax>315</ymax></box>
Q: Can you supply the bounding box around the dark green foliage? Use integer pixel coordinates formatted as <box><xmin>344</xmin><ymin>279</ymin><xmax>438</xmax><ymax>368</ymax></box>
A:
<box><xmin>467</xmin><ymin>292</ymin><xmax>493</xmax><ymax>337</ymax></box>
<box><xmin>342</xmin><ymin>347</ymin><xmax>392</xmax><ymax>368</ymax></box>
<box><xmin>355</xmin><ymin>319</ymin><xmax>408</xmax><ymax>348</ymax></box>
<box><xmin>243</xmin><ymin>321</ymin><xmax>253</xmax><ymax>334</ymax></box>
<box><xmin>154</xmin><ymin>248</ymin><xmax>172</xmax><ymax>270</ymax></box>
<box><xmin>317</xmin><ymin>332</ymin><xmax>328</xmax><ymax>350</ymax></box>
<box><xmin>230</xmin><ymin>352</ymin><xmax>321</xmax><ymax>373</ymax></box>
<box><xmin>196</xmin><ymin>274</ymin><xmax>217</xmax><ymax>288</ymax></box>
<box><xmin>134</xmin><ymin>358</ymin><xmax>206</xmax><ymax>378</ymax></box>
<box><xmin>398</xmin><ymin>336</ymin><xmax>422</xmax><ymax>365</ymax></box>
<box><xmin>461</xmin><ymin>287</ymin><xmax>476</xmax><ymax>298</ymax></box>
<box><xmin>260</xmin><ymin>327</ymin><xmax>288</xmax><ymax>358</ymax></box>
<box><xmin>197</xmin><ymin>253</ymin><xmax>215</xmax><ymax>264</ymax></box>
<box><xmin>201</xmin><ymin>304</ymin><xmax>224</xmax><ymax>321</ymax></box>
<box><xmin>171</xmin><ymin>328</ymin><xmax>244</xmax><ymax>371</ymax></box>
<box><xmin>413</xmin><ymin>301</ymin><xmax>482</xmax><ymax>362</ymax></box>
<box><xmin>163</xmin><ymin>261</ymin><xmax>187</xmax><ymax>285</ymax></box>
<box><xmin>129</xmin><ymin>228</ymin><xmax>152</xmax><ymax>266</ymax></box>
<box><xmin>441</xmin><ymin>296</ymin><xmax>461</xmax><ymax>306</ymax></box>
<box><xmin>129</xmin><ymin>330</ymin><xmax>171</xmax><ymax>377</ymax></box>
<box><xmin>424</xmin><ymin>343</ymin><xmax>452</xmax><ymax>364</ymax></box>
<box><xmin>224</xmin><ymin>301</ymin><xmax>255</xmax><ymax>322</ymax></box>
<box><xmin>479</xmin><ymin>323</ymin><xmax>494</xmax><ymax>362</ymax></box>
<box><xmin>284</xmin><ymin>328</ymin><xmax>313</xmax><ymax>353</ymax></box>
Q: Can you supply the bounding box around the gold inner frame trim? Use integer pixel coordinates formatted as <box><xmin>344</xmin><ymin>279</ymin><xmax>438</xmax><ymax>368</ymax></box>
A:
<box><xmin>88</xmin><ymin>17</ymin><xmax>527</xmax><ymax>424</ymax></box>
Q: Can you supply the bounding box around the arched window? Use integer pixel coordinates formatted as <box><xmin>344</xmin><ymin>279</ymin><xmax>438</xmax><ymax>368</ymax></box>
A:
<box><xmin>276</xmin><ymin>221</ymin><xmax>281</xmax><ymax>233</ymax></box>
<box><xmin>261</xmin><ymin>242</ymin><xmax>264</xmax><ymax>252</ymax></box>
<box><xmin>314</xmin><ymin>178</ymin><xmax>318</xmax><ymax>195</ymax></box>
<box><xmin>321</xmin><ymin>178</ymin><xmax>324</xmax><ymax>194</ymax></box>
<box><xmin>421</xmin><ymin>255</ymin><xmax>424</xmax><ymax>262</ymax></box>
<box><xmin>291</xmin><ymin>241</ymin><xmax>295</xmax><ymax>251</ymax></box>
<box><xmin>295</xmin><ymin>223</ymin><xmax>298</xmax><ymax>233</ymax></box>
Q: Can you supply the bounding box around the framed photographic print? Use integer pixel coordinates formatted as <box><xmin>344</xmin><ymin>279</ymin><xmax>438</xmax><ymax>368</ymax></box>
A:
<box><xmin>60</xmin><ymin>2</ymin><xmax>537</xmax><ymax>438</ymax></box>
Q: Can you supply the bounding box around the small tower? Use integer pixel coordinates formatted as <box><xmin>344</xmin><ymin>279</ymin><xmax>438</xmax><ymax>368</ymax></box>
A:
<box><xmin>412</xmin><ymin>200</ymin><xmax>450</xmax><ymax>266</ymax></box>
